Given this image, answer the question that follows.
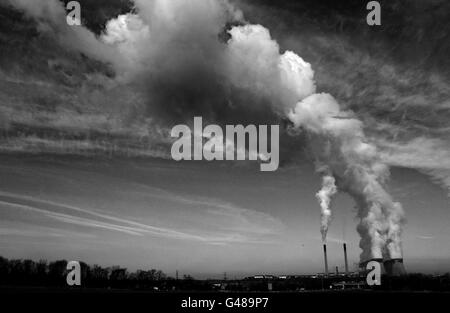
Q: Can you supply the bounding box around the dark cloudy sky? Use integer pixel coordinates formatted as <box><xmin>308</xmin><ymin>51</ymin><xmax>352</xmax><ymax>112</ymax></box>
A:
<box><xmin>0</xmin><ymin>0</ymin><xmax>449</xmax><ymax>277</ymax></box>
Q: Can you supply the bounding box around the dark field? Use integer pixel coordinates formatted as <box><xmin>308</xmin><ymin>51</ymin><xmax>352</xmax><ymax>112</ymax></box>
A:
<box><xmin>1</xmin><ymin>287</ymin><xmax>448</xmax><ymax>312</ymax></box>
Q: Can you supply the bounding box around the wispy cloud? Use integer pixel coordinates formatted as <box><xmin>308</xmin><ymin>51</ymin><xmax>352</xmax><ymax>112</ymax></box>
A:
<box><xmin>103</xmin><ymin>181</ymin><xmax>285</xmax><ymax>237</ymax></box>
<box><xmin>312</xmin><ymin>235</ymin><xmax>346</xmax><ymax>245</ymax></box>
<box><xmin>0</xmin><ymin>226</ymin><xmax>96</xmax><ymax>239</ymax></box>
<box><xmin>0</xmin><ymin>191</ymin><xmax>283</xmax><ymax>245</ymax></box>
<box><xmin>376</xmin><ymin>136</ymin><xmax>450</xmax><ymax>197</ymax></box>
<box><xmin>416</xmin><ymin>235</ymin><xmax>435</xmax><ymax>240</ymax></box>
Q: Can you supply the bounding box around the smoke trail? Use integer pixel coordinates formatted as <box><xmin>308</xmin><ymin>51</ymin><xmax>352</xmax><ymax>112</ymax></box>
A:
<box><xmin>224</xmin><ymin>25</ymin><xmax>406</xmax><ymax>260</ymax></box>
<box><xmin>288</xmin><ymin>94</ymin><xmax>405</xmax><ymax>261</ymax></box>
<box><xmin>316</xmin><ymin>173</ymin><xmax>337</xmax><ymax>243</ymax></box>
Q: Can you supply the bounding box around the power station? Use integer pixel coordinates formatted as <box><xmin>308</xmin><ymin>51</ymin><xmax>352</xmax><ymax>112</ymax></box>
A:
<box><xmin>322</xmin><ymin>243</ymin><xmax>406</xmax><ymax>277</ymax></box>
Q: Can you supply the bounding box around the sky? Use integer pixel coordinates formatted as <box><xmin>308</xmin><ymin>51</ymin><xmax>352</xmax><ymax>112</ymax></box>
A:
<box><xmin>0</xmin><ymin>154</ymin><xmax>448</xmax><ymax>277</ymax></box>
<box><xmin>0</xmin><ymin>0</ymin><xmax>449</xmax><ymax>277</ymax></box>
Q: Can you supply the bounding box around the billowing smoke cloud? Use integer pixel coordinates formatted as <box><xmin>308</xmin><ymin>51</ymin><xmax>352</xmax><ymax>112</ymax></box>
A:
<box><xmin>6</xmin><ymin>0</ymin><xmax>406</xmax><ymax>262</ymax></box>
<box><xmin>222</xmin><ymin>17</ymin><xmax>406</xmax><ymax>260</ymax></box>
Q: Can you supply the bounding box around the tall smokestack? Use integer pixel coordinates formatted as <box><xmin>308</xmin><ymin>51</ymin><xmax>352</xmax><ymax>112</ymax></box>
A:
<box><xmin>323</xmin><ymin>244</ymin><xmax>329</xmax><ymax>276</ymax></box>
<box><xmin>343</xmin><ymin>243</ymin><xmax>349</xmax><ymax>275</ymax></box>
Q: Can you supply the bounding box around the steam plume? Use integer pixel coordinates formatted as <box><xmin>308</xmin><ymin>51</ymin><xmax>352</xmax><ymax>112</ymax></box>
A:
<box><xmin>288</xmin><ymin>94</ymin><xmax>405</xmax><ymax>260</ymax></box>
<box><xmin>316</xmin><ymin>174</ymin><xmax>337</xmax><ymax>242</ymax></box>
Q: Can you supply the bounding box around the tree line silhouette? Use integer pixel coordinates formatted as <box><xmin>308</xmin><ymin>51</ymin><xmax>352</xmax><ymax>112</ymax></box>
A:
<box><xmin>2</xmin><ymin>256</ymin><xmax>450</xmax><ymax>291</ymax></box>
<box><xmin>0</xmin><ymin>256</ymin><xmax>177</xmax><ymax>289</ymax></box>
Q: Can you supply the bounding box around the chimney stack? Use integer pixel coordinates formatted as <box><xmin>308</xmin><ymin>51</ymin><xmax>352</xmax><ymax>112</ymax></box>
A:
<box><xmin>323</xmin><ymin>244</ymin><xmax>329</xmax><ymax>276</ymax></box>
<box><xmin>343</xmin><ymin>243</ymin><xmax>349</xmax><ymax>275</ymax></box>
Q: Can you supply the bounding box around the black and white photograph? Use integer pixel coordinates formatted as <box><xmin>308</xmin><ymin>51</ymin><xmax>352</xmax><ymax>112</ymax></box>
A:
<box><xmin>0</xmin><ymin>0</ymin><xmax>449</xmax><ymax>311</ymax></box>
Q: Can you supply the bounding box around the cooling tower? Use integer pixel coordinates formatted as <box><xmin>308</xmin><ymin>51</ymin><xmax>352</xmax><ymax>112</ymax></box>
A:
<box><xmin>384</xmin><ymin>258</ymin><xmax>406</xmax><ymax>276</ymax></box>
